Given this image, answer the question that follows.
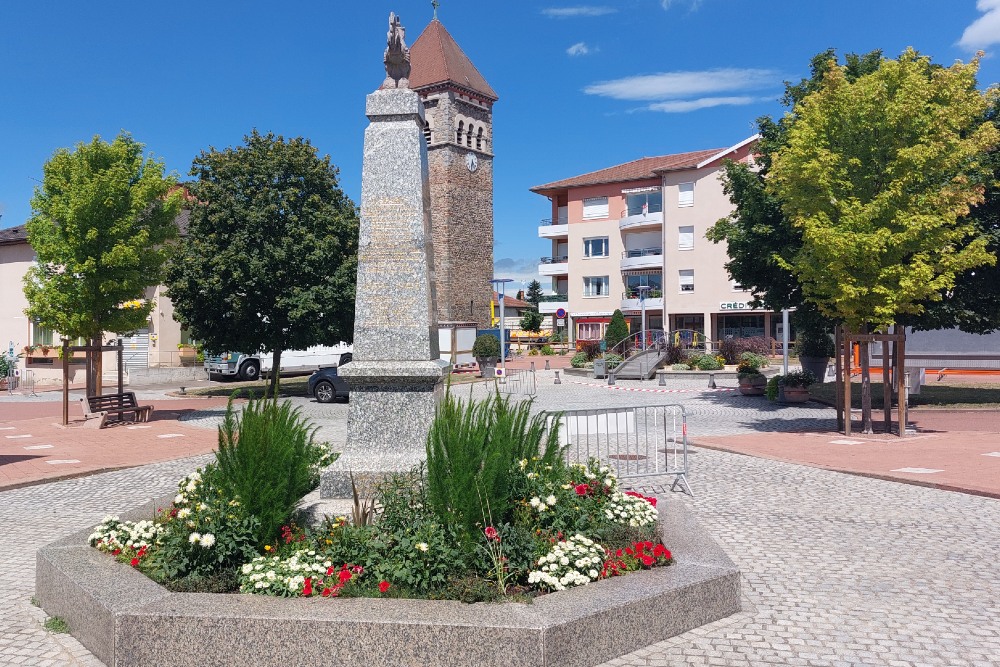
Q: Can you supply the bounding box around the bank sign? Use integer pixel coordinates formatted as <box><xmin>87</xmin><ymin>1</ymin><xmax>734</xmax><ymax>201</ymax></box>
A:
<box><xmin>719</xmin><ymin>301</ymin><xmax>752</xmax><ymax>311</ymax></box>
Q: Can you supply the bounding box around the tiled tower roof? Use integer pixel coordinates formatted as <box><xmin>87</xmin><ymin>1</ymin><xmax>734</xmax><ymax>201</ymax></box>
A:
<box><xmin>408</xmin><ymin>19</ymin><xmax>498</xmax><ymax>101</ymax></box>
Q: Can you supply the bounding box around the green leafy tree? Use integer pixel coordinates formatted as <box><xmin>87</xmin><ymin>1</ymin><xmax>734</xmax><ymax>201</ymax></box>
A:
<box><xmin>519</xmin><ymin>309</ymin><xmax>543</xmax><ymax>333</ymax></box>
<box><xmin>165</xmin><ymin>130</ymin><xmax>359</xmax><ymax>396</ymax></box>
<box><xmin>525</xmin><ymin>279</ymin><xmax>543</xmax><ymax>308</ymax></box>
<box><xmin>769</xmin><ymin>49</ymin><xmax>999</xmax><ymax>430</ymax></box>
<box><xmin>24</xmin><ymin>132</ymin><xmax>182</xmax><ymax>393</ymax></box>
<box><xmin>604</xmin><ymin>309</ymin><xmax>629</xmax><ymax>350</ymax></box>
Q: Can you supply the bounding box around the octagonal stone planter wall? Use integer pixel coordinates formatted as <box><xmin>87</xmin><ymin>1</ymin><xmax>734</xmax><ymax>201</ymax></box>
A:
<box><xmin>36</xmin><ymin>499</ymin><xmax>740</xmax><ymax>667</ymax></box>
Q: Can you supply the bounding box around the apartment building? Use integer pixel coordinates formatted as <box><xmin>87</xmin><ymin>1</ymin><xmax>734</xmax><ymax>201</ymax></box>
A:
<box><xmin>531</xmin><ymin>136</ymin><xmax>778</xmax><ymax>346</ymax></box>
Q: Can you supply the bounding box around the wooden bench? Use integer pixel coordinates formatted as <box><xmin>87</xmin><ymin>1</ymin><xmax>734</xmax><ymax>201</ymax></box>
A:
<box><xmin>80</xmin><ymin>392</ymin><xmax>153</xmax><ymax>428</ymax></box>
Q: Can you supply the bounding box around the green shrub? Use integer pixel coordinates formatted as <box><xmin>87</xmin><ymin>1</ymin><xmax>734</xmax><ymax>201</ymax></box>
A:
<box><xmin>795</xmin><ymin>332</ymin><xmax>835</xmax><ymax>358</ymax></box>
<box><xmin>766</xmin><ymin>375</ymin><xmax>782</xmax><ymax>401</ymax></box>
<box><xmin>528</xmin><ymin>348</ymin><xmax>539</xmax><ymax>356</ymax></box>
<box><xmin>695</xmin><ymin>355</ymin><xmax>723</xmax><ymax>371</ymax></box>
<box><xmin>540</xmin><ymin>344</ymin><xmax>555</xmax><ymax>356</ymax></box>
<box><xmin>670</xmin><ymin>363</ymin><xmax>689</xmax><ymax>370</ymax></box>
<box><xmin>571</xmin><ymin>352</ymin><xmax>589</xmax><ymax>368</ymax></box>
<box><xmin>604</xmin><ymin>353</ymin><xmax>624</xmax><ymax>369</ymax></box>
<box><xmin>472</xmin><ymin>333</ymin><xmax>500</xmax><ymax>360</ymax></box>
<box><xmin>216</xmin><ymin>397</ymin><xmax>333</xmax><ymax>546</ymax></box>
<box><xmin>425</xmin><ymin>392</ymin><xmax>563</xmax><ymax>544</ymax></box>
<box><xmin>782</xmin><ymin>369</ymin><xmax>816</xmax><ymax>387</ymax></box>
<box><xmin>604</xmin><ymin>310</ymin><xmax>629</xmax><ymax>350</ymax></box>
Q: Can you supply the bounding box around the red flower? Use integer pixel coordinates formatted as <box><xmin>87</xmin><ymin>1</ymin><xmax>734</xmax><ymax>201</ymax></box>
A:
<box><xmin>484</xmin><ymin>526</ymin><xmax>499</xmax><ymax>542</ymax></box>
<box><xmin>624</xmin><ymin>490</ymin><xmax>642</xmax><ymax>499</ymax></box>
<box><xmin>641</xmin><ymin>555</ymin><xmax>654</xmax><ymax>567</ymax></box>
<box><xmin>338</xmin><ymin>569</ymin><xmax>353</xmax><ymax>584</ymax></box>
<box><xmin>326</xmin><ymin>566</ymin><xmax>335</xmax><ymax>576</ymax></box>
<box><xmin>662</xmin><ymin>549</ymin><xmax>672</xmax><ymax>560</ymax></box>
<box><xmin>302</xmin><ymin>577</ymin><xmax>313</xmax><ymax>596</ymax></box>
<box><xmin>646</xmin><ymin>496</ymin><xmax>658</xmax><ymax>507</ymax></box>
<box><xmin>574</xmin><ymin>484</ymin><xmax>589</xmax><ymax>496</ymax></box>
<box><xmin>379</xmin><ymin>581</ymin><xmax>391</xmax><ymax>593</ymax></box>
<box><xmin>130</xmin><ymin>557</ymin><xmax>140</xmax><ymax>567</ymax></box>
<box><xmin>653</xmin><ymin>544</ymin><xmax>665</xmax><ymax>557</ymax></box>
<box><xmin>321</xmin><ymin>587</ymin><xmax>333</xmax><ymax>597</ymax></box>
<box><xmin>624</xmin><ymin>547</ymin><xmax>633</xmax><ymax>556</ymax></box>
<box><xmin>112</xmin><ymin>549</ymin><xmax>121</xmax><ymax>556</ymax></box>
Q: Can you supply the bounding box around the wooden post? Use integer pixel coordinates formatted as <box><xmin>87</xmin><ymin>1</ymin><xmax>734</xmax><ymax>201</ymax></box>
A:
<box><xmin>843</xmin><ymin>332</ymin><xmax>852</xmax><ymax>436</ymax></box>
<box><xmin>897</xmin><ymin>332</ymin><xmax>906</xmax><ymax>438</ymax></box>
<box><xmin>62</xmin><ymin>339</ymin><xmax>70</xmax><ymax>426</ymax></box>
<box><xmin>117</xmin><ymin>340</ymin><xmax>124</xmax><ymax>394</ymax></box>
<box><xmin>882</xmin><ymin>337</ymin><xmax>891</xmax><ymax>433</ymax></box>
<box><xmin>834</xmin><ymin>326</ymin><xmax>843</xmax><ymax>432</ymax></box>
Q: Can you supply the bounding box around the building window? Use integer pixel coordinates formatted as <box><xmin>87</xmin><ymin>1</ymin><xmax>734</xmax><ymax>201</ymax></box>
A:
<box><xmin>423</xmin><ymin>120</ymin><xmax>432</xmax><ymax>145</ymax></box>
<box><xmin>583</xmin><ymin>237</ymin><xmax>609</xmax><ymax>258</ymax></box>
<box><xmin>732</xmin><ymin>279</ymin><xmax>746</xmax><ymax>291</ymax></box>
<box><xmin>625</xmin><ymin>190</ymin><xmax>662</xmax><ymax>217</ymax></box>
<box><xmin>582</xmin><ymin>197</ymin><xmax>609</xmax><ymax>220</ymax></box>
<box><xmin>679</xmin><ymin>269</ymin><xmax>694</xmax><ymax>292</ymax></box>
<box><xmin>577</xmin><ymin>322</ymin><xmax>606</xmax><ymax>340</ymax></box>
<box><xmin>31</xmin><ymin>320</ymin><xmax>54</xmax><ymax>346</ymax></box>
<box><xmin>583</xmin><ymin>276</ymin><xmax>610</xmax><ymax>297</ymax></box>
<box><xmin>456</xmin><ymin>121</ymin><xmax>464</xmax><ymax>145</ymax></box>
<box><xmin>476</xmin><ymin>127</ymin><xmax>484</xmax><ymax>151</ymax></box>
<box><xmin>625</xmin><ymin>274</ymin><xmax>663</xmax><ymax>299</ymax></box>
<box><xmin>678</xmin><ymin>225</ymin><xmax>694</xmax><ymax>250</ymax></box>
<box><xmin>678</xmin><ymin>182</ymin><xmax>694</xmax><ymax>207</ymax></box>
<box><xmin>466</xmin><ymin>124</ymin><xmax>474</xmax><ymax>147</ymax></box>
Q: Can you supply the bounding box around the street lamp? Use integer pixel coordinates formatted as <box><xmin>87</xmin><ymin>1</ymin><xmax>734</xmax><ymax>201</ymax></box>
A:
<box><xmin>636</xmin><ymin>285</ymin><xmax>651</xmax><ymax>351</ymax></box>
<box><xmin>490</xmin><ymin>278</ymin><xmax>514</xmax><ymax>382</ymax></box>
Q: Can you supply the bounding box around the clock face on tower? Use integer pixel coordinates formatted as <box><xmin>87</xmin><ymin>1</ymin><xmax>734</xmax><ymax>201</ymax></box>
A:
<box><xmin>465</xmin><ymin>152</ymin><xmax>479</xmax><ymax>173</ymax></box>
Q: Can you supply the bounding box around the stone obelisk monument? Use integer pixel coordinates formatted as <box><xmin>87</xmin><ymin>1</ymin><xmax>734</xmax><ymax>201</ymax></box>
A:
<box><xmin>321</xmin><ymin>12</ymin><xmax>449</xmax><ymax>498</ymax></box>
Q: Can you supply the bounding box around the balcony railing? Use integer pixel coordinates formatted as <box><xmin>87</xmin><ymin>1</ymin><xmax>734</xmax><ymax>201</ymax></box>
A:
<box><xmin>621</xmin><ymin>207</ymin><xmax>664</xmax><ymax>218</ymax></box>
<box><xmin>538</xmin><ymin>293</ymin><xmax>569</xmax><ymax>302</ymax></box>
<box><xmin>540</xmin><ymin>218</ymin><xmax>569</xmax><ymax>226</ymax></box>
<box><xmin>540</xmin><ymin>255</ymin><xmax>569</xmax><ymax>264</ymax></box>
<box><xmin>622</xmin><ymin>247</ymin><xmax>663</xmax><ymax>259</ymax></box>
<box><xmin>623</xmin><ymin>289</ymin><xmax>664</xmax><ymax>300</ymax></box>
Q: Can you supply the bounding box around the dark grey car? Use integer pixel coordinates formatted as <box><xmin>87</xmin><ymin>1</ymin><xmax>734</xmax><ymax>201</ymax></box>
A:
<box><xmin>307</xmin><ymin>364</ymin><xmax>350</xmax><ymax>403</ymax></box>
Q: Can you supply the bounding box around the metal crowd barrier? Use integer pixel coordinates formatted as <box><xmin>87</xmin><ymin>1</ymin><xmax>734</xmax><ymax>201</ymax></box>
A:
<box><xmin>546</xmin><ymin>404</ymin><xmax>692</xmax><ymax>495</ymax></box>
<box><xmin>495</xmin><ymin>368</ymin><xmax>537</xmax><ymax>397</ymax></box>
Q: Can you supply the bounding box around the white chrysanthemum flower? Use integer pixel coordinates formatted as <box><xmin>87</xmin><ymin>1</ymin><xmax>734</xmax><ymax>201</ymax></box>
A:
<box><xmin>415</xmin><ymin>542</ymin><xmax>429</xmax><ymax>552</ymax></box>
<box><xmin>177</xmin><ymin>508</ymin><xmax>191</xmax><ymax>519</ymax></box>
<box><xmin>529</xmin><ymin>497</ymin><xmax>540</xmax><ymax>507</ymax></box>
<box><xmin>188</xmin><ymin>532</ymin><xmax>201</xmax><ymax>544</ymax></box>
<box><xmin>546</xmin><ymin>494</ymin><xmax>557</xmax><ymax>505</ymax></box>
<box><xmin>200</xmin><ymin>533</ymin><xmax>216</xmax><ymax>548</ymax></box>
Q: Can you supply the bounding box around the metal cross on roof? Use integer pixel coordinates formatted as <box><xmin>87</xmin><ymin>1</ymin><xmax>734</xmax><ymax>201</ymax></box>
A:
<box><xmin>432</xmin><ymin>0</ymin><xmax>439</xmax><ymax>19</ymax></box>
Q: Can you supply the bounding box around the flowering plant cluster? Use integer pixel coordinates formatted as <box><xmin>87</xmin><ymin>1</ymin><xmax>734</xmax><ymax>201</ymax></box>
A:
<box><xmin>603</xmin><ymin>491</ymin><xmax>659</xmax><ymax>528</ymax></box>
<box><xmin>89</xmin><ymin>516</ymin><xmax>162</xmax><ymax>568</ymax></box>
<box><xmin>601</xmin><ymin>540</ymin><xmax>673</xmax><ymax>578</ymax></box>
<box><xmin>239</xmin><ymin>549</ymin><xmax>393</xmax><ymax>598</ymax></box>
<box><xmin>527</xmin><ymin>534</ymin><xmax>606</xmax><ymax>591</ymax></box>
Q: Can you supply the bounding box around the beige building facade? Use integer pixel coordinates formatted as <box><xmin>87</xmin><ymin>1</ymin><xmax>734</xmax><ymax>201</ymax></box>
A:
<box><xmin>532</xmin><ymin>136</ymin><xmax>778</xmax><ymax>347</ymax></box>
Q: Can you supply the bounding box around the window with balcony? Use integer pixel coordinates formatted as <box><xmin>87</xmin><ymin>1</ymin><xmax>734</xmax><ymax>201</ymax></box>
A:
<box><xmin>625</xmin><ymin>274</ymin><xmax>663</xmax><ymax>299</ymax></box>
<box><xmin>31</xmin><ymin>320</ymin><xmax>54</xmax><ymax>346</ymax></box>
<box><xmin>582</xmin><ymin>197</ymin><xmax>609</xmax><ymax>220</ymax></box>
<box><xmin>583</xmin><ymin>237</ymin><xmax>609</xmax><ymax>258</ymax></box>
<box><xmin>583</xmin><ymin>276</ymin><xmax>610</xmax><ymax>297</ymax></box>
<box><xmin>679</xmin><ymin>269</ymin><xmax>695</xmax><ymax>292</ymax></box>
<box><xmin>678</xmin><ymin>182</ymin><xmax>694</xmax><ymax>207</ymax></box>
<box><xmin>625</xmin><ymin>190</ymin><xmax>662</xmax><ymax>217</ymax></box>
<box><xmin>678</xmin><ymin>225</ymin><xmax>694</xmax><ymax>250</ymax></box>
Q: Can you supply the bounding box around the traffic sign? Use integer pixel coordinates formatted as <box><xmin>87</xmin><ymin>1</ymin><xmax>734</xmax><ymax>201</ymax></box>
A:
<box><xmin>555</xmin><ymin>308</ymin><xmax>567</xmax><ymax>318</ymax></box>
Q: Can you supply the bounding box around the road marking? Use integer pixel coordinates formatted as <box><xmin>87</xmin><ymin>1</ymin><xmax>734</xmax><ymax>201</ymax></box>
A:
<box><xmin>0</xmin><ymin>426</ymin><xmax>16</xmax><ymax>430</ymax></box>
<box><xmin>127</xmin><ymin>425</ymin><xmax>152</xmax><ymax>430</ymax></box>
<box><xmin>5</xmin><ymin>434</ymin><xmax>32</xmax><ymax>439</ymax></box>
<box><xmin>46</xmin><ymin>459</ymin><xmax>81</xmax><ymax>465</ymax></box>
<box><xmin>23</xmin><ymin>445</ymin><xmax>54</xmax><ymax>450</ymax></box>
<box><xmin>891</xmin><ymin>467</ymin><xmax>943</xmax><ymax>474</ymax></box>
<box><xmin>982</xmin><ymin>452</ymin><xmax>1000</xmax><ymax>458</ymax></box>
<box><xmin>829</xmin><ymin>439</ymin><xmax>863</xmax><ymax>445</ymax></box>
<box><xmin>157</xmin><ymin>434</ymin><xmax>185</xmax><ymax>439</ymax></box>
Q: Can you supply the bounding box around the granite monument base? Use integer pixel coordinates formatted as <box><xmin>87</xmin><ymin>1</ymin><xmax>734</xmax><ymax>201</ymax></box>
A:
<box><xmin>36</xmin><ymin>498</ymin><xmax>740</xmax><ymax>667</ymax></box>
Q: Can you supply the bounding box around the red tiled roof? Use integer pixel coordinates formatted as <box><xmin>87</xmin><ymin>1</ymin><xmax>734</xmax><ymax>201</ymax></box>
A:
<box><xmin>494</xmin><ymin>292</ymin><xmax>532</xmax><ymax>309</ymax></box>
<box><xmin>530</xmin><ymin>148</ymin><xmax>723</xmax><ymax>194</ymax></box>
<box><xmin>407</xmin><ymin>19</ymin><xmax>498</xmax><ymax>101</ymax></box>
<box><xmin>0</xmin><ymin>224</ymin><xmax>28</xmax><ymax>245</ymax></box>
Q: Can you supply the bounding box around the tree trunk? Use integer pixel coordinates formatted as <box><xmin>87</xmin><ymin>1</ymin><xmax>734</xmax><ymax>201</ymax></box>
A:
<box><xmin>860</xmin><ymin>331</ymin><xmax>873</xmax><ymax>434</ymax></box>
<box><xmin>268</xmin><ymin>347</ymin><xmax>281</xmax><ymax>399</ymax></box>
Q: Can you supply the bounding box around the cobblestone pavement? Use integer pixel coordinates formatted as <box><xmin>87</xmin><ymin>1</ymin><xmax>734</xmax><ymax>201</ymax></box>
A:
<box><xmin>5</xmin><ymin>376</ymin><xmax>1000</xmax><ymax>666</ymax></box>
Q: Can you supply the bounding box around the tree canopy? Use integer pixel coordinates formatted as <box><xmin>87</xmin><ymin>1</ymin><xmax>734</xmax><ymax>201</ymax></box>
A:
<box><xmin>165</xmin><ymin>130</ymin><xmax>359</xmax><ymax>394</ymax></box>
<box><xmin>604</xmin><ymin>309</ymin><xmax>629</xmax><ymax>350</ymax></box>
<box><xmin>24</xmin><ymin>132</ymin><xmax>182</xmax><ymax>392</ymax></box>
<box><xmin>770</xmin><ymin>49</ymin><xmax>999</xmax><ymax>331</ymax></box>
<box><xmin>519</xmin><ymin>309</ymin><xmax>543</xmax><ymax>333</ymax></box>
<box><xmin>525</xmin><ymin>280</ymin><xmax>543</xmax><ymax>308</ymax></box>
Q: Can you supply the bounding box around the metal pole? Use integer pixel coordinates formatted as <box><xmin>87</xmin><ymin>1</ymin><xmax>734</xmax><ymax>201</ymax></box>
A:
<box><xmin>62</xmin><ymin>339</ymin><xmax>69</xmax><ymax>426</ymax></box>
<box><xmin>491</xmin><ymin>278</ymin><xmax>513</xmax><ymax>384</ymax></box>
<box><xmin>782</xmin><ymin>308</ymin><xmax>790</xmax><ymax>375</ymax></box>
<box><xmin>637</xmin><ymin>285</ymin><xmax>651</xmax><ymax>352</ymax></box>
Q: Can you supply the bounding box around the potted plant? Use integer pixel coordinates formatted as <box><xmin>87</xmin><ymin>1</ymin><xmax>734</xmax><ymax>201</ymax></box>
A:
<box><xmin>780</xmin><ymin>369</ymin><xmax>816</xmax><ymax>403</ymax></box>
<box><xmin>472</xmin><ymin>333</ymin><xmax>501</xmax><ymax>378</ymax></box>
<box><xmin>736</xmin><ymin>352</ymin><xmax>768</xmax><ymax>396</ymax></box>
<box><xmin>795</xmin><ymin>331</ymin><xmax>834</xmax><ymax>382</ymax></box>
<box><xmin>40</xmin><ymin>344</ymin><xmax>51</xmax><ymax>357</ymax></box>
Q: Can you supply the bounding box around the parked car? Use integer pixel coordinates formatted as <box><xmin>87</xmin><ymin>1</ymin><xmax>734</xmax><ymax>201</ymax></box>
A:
<box><xmin>307</xmin><ymin>361</ymin><xmax>351</xmax><ymax>403</ymax></box>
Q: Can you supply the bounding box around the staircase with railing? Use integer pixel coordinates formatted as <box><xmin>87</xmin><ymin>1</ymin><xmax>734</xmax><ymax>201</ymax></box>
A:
<box><xmin>605</xmin><ymin>329</ymin><xmax>669</xmax><ymax>381</ymax></box>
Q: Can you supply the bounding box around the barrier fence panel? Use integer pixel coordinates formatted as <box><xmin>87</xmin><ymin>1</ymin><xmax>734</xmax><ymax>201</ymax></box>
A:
<box><xmin>20</xmin><ymin>369</ymin><xmax>37</xmax><ymax>396</ymax></box>
<box><xmin>495</xmin><ymin>368</ymin><xmax>537</xmax><ymax>397</ymax></box>
<box><xmin>546</xmin><ymin>404</ymin><xmax>691</xmax><ymax>495</ymax></box>
<box><xmin>5</xmin><ymin>367</ymin><xmax>18</xmax><ymax>394</ymax></box>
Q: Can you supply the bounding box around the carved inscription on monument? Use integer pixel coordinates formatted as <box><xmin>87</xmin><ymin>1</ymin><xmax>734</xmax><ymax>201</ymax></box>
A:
<box><xmin>359</xmin><ymin>197</ymin><xmax>426</xmax><ymax>328</ymax></box>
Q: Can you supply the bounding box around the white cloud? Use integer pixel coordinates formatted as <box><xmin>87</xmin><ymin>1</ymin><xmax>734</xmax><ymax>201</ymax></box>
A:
<box><xmin>584</xmin><ymin>68</ymin><xmax>780</xmax><ymax>101</ymax></box>
<box><xmin>646</xmin><ymin>96</ymin><xmax>764</xmax><ymax>113</ymax></box>
<box><xmin>567</xmin><ymin>42</ymin><xmax>591</xmax><ymax>56</ymax></box>
<box><xmin>542</xmin><ymin>6</ymin><xmax>617</xmax><ymax>18</ymax></box>
<box><xmin>959</xmin><ymin>0</ymin><xmax>1000</xmax><ymax>50</ymax></box>
<box><xmin>494</xmin><ymin>257</ymin><xmax>543</xmax><ymax>287</ymax></box>
<box><xmin>661</xmin><ymin>0</ymin><xmax>704</xmax><ymax>10</ymax></box>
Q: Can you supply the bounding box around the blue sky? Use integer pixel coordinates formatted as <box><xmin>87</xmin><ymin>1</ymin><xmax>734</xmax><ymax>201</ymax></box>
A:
<box><xmin>3</xmin><ymin>1</ymin><xmax>999</xmax><ymax>293</ymax></box>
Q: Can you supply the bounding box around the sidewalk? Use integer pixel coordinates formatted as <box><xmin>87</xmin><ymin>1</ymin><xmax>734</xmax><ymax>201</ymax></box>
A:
<box><xmin>691</xmin><ymin>409</ymin><xmax>1000</xmax><ymax>498</ymax></box>
<box><xmin>0</xmin><ymin>397</ymin><xmax>229</xmax><ymax>490</ymax></box>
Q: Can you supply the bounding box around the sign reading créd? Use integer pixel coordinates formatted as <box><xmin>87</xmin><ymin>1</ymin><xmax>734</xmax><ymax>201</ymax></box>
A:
<box><xmin>719</xmin><ymin>301</ymin><xmax>751</xmax><ymax>311</ymax></box>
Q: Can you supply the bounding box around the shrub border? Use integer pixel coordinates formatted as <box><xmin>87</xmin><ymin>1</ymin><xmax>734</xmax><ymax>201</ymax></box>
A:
<box><xmin>36</xmin><ymin>498</ymin><xmax>740</xmax><ymax>667</ymax></box>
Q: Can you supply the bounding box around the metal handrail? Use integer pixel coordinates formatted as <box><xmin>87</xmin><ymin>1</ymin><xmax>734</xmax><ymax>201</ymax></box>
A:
<box><xmin>540</xmin><ymin>255</ymin><xmax>569</xmax><ymax>264</ymax></box>
<box><xmin>620</xmin><ymin>206</ymin><xmax>664</xmax><ymax>218</ymax></box>
<box><xmin>538</xmin><ymin>293</ymin><xmax>569</xmax><ymax>302</ymax></box>
<box><xmin>623</xmin><ymin>290</ymin><xmax>664</xmax><ymax>299</ymax></box>
<box><xmin>623</xmin><ymin>247</ymin><xmax>663</xmax><ymax>258</ymax></box>
<box><xmin>540</xmin><ymin>218</ymin><xmax>569</xmax><ymax>226</ymax></box>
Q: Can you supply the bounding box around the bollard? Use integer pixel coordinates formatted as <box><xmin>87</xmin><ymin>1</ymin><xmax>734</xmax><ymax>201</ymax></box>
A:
<box><xmin>179</xmin><ymin>386</ymin><xmax>187</xmax><ymax>395</ymax></box>
<box><xmin>554</xmin><ymin>370</ymin><xmax>561</xmax><ymax>385</ymax></box>
<box><xmin>544</xmin><ymin>359</ymin><xmax>550</xmax><ymax>370</ymax></box>
<box><xmin>658</xmin><ymin>372</ymin><xmax>665</xmax><ymax>387</ymax></box>
<box><xmin>530</xmin><ymin>361</ymin><xmax>535</xmax><ymax>372</ymax></box>
<box><xmin>607</xmin><ymin>373</ymin><xmax>615</xmax><ymax>386</ymax></box>
<box><xmin>707</xmin><ymin>373</ymin><xmax>716</xmax><ymax>389</ymax></box>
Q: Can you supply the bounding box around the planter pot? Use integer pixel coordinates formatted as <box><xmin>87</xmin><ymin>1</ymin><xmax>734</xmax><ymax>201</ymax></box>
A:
<box><xmin>477</xmin><ymin>358</ymin><xmax>497</xmax><ymax>378</ymax></box>
<box><xmin>781</xmin><ymin>386</ymin><xmax>811</xmax><ymax>403</ymax></box>
<box><xmin>799</xmin><ymin>356</ymin><xmax>830</xmax><ymax>383</ymax></box>
<box><xmin>737</xmin><ymin>374</ymin><xmax>766</xmax><ymax>396</ymax></box>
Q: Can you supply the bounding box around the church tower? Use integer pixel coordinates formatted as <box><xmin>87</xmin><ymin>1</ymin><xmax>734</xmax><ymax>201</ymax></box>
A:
<box><xmin>408</xmin><ymin>17</ymin><xmax>498</xmax><ymax>328</ymax></box>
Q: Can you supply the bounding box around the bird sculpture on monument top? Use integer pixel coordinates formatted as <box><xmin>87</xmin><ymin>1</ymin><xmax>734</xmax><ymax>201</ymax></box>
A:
<box><xmin>383</xmin><ymin>12</ymin><xmax>411</xmax><ymax>89</ymax></box>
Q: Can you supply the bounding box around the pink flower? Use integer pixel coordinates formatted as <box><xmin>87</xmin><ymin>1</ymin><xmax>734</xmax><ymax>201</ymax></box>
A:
<box><xmin>484</xmin><ymin>526</ymin><xmax>499</xmax><ymax>541</ymax></box>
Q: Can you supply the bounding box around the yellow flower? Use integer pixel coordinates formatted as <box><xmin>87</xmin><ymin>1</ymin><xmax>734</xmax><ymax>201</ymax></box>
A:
<box><xmin>264</xmin><ymin>545</ymin><xmax>272</xmax><ymax>552</ymax></box>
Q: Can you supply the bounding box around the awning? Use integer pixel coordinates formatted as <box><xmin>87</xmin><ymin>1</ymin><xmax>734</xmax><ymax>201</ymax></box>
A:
<box><xmin>621</xmin><ymin>269</ymin><xmax>663</xmax><ymax>276</ymax></box>
<box><xmin>621</xmin><ymin>186</ymin><xmax>660</xmax><ymax>194</ymax></box>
